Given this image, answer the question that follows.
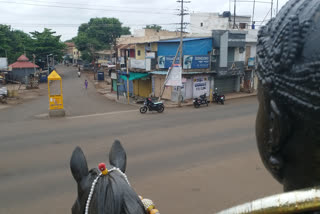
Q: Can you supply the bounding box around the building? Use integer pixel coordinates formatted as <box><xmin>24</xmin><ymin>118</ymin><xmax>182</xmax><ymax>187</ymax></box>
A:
<box><xmin>115</xmin><ymin>29</ymin><xmax>187</xmax><ymax>98</ymax></box>
<box><xmin>64</xmin><ymin>42</ymin><xmax>81</xmax><ymax>64</ymax></box>
<box><xmin>8</xmin><ymin>55</ymin><xmax>39</xmax><ymax>83</ymax></box>
<box><xmin>152</xmin><ymin>37</ymin><xmax>214</xmax><ymax>101</ymax></box>
<box><xmin>117</xmin><ymin>29</ymin><xmax>186</xmax><ymax>70</ymax></box>
<box><xmin>190</xmin><ymin>12</ymin><xmax>258</xmax><ymax>94</ymax></box>
<box><xmin>95</xmin><ymin>50</ymin><xmax>115</xmax><ymax>65</ymax></box>
<box><xmin>190</xmin><ymin>12</ymin><xmax>252</xmax><ymax>35</ymax></box>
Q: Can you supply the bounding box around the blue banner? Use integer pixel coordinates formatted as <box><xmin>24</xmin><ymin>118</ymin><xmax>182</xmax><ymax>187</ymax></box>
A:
<box><xmin>158</xmin><ymin>55</ymin><xmax>209</xmax><ymax>69</ymax></box>
<box><xmin>158</xmin><ymin>56</ymin><xmax>180</xmax><ymax>69</ymax></box>
<box><xmin>183</xmin><ymin>55</ymin><xmax>209</xmax><ymax>69</ymax></box>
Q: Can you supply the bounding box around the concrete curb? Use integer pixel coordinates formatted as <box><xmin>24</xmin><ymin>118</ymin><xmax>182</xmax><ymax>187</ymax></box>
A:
<box><xmin>164</xmin><ymin>93</ymin><xmax>257</xmax><ymax>108</ymax></box>
<box><xmin>103</xmin><ymin>92</ymin><xmax>257</xmax><ymax>108</ymax></box>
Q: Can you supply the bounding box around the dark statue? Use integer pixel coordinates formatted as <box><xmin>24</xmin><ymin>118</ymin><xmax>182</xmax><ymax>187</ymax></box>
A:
<box><xmin>256</xmin><ymin>0</ymin><xmax>320</xmax><ymax>192</ymax></box>
<box><xmin>70</xmin><ymin>0</ymin><xmax>320</xmax><ymax>213</ymax></box>
<box><xmin>70</xmin><ymin>140</ymin><xmax>146</xmax><ymax>214</ymax></box>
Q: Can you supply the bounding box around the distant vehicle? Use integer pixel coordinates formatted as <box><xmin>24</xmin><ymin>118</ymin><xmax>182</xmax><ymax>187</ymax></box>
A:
<box><xmin>193</xmin><ymin>93</ymin><xmax>209</xmax><ymax>108</ymax></box>
<box><xmin>140</xmin><ymin>98</ymin><xmax>164</xmax><ymax>114</ymax></box>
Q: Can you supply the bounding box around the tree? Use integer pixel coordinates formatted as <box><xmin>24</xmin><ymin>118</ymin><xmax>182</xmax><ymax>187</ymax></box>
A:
<box><xmin>145</xmin><ymin>24</ymin><xmax>162</xmax><ymax>31</ymax></box>
<box><xmin>30</xmin><ymin>28</ymin><xmax>66</xmax><ymax>68</ymax></box>
<box><xmin>0</xmin><ymin>25</ymin><xmax>33</xmax><ymax>64</ymax></box>
<box><xmin>74</xmin><ymin>17</ymin><xmax>131</xmax><ymax>62</ymax></box>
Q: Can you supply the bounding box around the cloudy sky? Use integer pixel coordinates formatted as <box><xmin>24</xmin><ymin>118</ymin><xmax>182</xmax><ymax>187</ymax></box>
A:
<box><xmin>0</xmin><ymin>0</ymin><xmax>289</xmax><ymax>41</ymax></box>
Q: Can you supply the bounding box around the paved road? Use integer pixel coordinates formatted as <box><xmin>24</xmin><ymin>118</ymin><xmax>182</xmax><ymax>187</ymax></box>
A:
<box><xmin>0</xmin><ymin>91</ymin><xmax>282</xmax><ymax>214</ymax></box>
<box><xmin>0</xmin><ymin>65</ymin><xmax>134</xmax><ymax>123</ymax></box>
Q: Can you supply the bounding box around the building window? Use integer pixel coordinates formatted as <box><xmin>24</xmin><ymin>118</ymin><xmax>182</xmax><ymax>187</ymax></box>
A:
<box><xmin>200</xmin><ymin>22</ymin><xmax>203</xmax><ymax>27</ymax></box>
<box><xmin>138</xmin><ymin>50</ymin><xmax>141</xmax><ymax>56</ymax></box>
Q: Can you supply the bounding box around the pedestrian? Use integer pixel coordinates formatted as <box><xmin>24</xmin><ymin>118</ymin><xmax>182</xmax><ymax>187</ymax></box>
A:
<box><xmin>84</xmin><ymin>79</ymin><xmax>88</xmax><ymax>89</ymax></box>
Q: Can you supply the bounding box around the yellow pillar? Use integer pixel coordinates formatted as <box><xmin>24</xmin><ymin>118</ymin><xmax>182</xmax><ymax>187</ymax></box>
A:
<box><xmin>48</xmin><ymin>70</ymin><xmax>65</xmax><ymax>117</ymax></box>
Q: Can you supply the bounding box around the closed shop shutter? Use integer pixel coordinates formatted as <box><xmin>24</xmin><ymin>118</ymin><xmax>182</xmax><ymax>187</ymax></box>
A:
<box><xmin>138</xmin><ymin>78</ymin><xmax>152</xmax><ymax>98</ymax></box>
<box><xmin>133</xmin><ymin>80</ymin><xmax>139</xmax><ymax>96</ymax></box>
<box><xmin>214</xmin><ymin>77</ymin><xmax>237</xmax><ymax>94</ymax></box>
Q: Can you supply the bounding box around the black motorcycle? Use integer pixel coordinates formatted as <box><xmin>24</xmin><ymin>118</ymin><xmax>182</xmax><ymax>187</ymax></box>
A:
<box><xmin>140</xmin><ymin>98</ymin><xmax>165</xmax><ymax>114</ymax></box>
<box><xmin>213</xmin><ymin>90</ymin><xmax>225</xmax><ymax>105</ymax></box>
<box><xmin>193</xmin><ymin>93</ymin><xmax>209</xmax><ymax>108</ymax></box>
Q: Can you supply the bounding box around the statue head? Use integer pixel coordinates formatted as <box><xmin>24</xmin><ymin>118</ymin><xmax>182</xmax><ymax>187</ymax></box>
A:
<box><xmin>256</xmin><ymin>0</ymin><xmax>320</xmax><ymax>192</ymax></box>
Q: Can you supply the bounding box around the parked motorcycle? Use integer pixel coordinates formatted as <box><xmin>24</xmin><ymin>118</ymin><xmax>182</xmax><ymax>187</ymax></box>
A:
<box><xmin>213</xmin><ymin>89</ymin><xmax>225</xmax><ymax>105</ymax></box>
<box><xmin>193</xmin><ymin>93</ymin><xmax>209</xmax><ymax>108</ymax></box>
<box><xmin>140</xmin><ymin>98</ymin><xmax>165</xmax><ymax>114</ymax></box>
<box><xmin>0</xmin><ymin>87</ymin><xmax>7</xmax><ymax>104</ymax></box>
<box><xmin>0</xmin><ymin>94</ymin><xmax>7</xmax><ymax>104</ymax></box>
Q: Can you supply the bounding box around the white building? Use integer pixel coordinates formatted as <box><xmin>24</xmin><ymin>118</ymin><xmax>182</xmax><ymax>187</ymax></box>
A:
<box><xmin>190</xmin><ymin>12</ymin><xmax>252</xmax><ymax>35</ymax></box>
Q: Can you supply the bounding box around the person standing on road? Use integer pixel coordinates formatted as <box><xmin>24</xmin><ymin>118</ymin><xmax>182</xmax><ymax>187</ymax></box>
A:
<box><xmin>84</xmin><ymin>80</ymin><xmax>88</xmax><ymax>89</ymax></box>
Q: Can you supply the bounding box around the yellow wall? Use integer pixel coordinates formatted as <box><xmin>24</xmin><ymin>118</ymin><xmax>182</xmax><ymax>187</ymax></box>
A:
<box><xmin>135</xmin><ymin>44</ymin><xmax>145</xmax><ymax>60</ymax></box>
<box><xmin>72</xmin><ymin>47</ymin><xmax>81</xmax><ymax>59</ymax></box>
<box><xmin>133</xmin><ymin>78</ymin><xmax>152</xmax><ymax>97</ymax></box>
<box><xmin>154</xmin><ymin>75</ymin><xmax>172</xmax><ymax>100</ymax></box>
<box><xmin>151</xmin><ymin>43</ymin><xmax>157</xmax><ymax>52</ymax></box>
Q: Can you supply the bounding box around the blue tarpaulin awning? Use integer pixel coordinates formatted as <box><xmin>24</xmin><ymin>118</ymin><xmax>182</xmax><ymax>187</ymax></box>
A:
<box><xmin>120</xmin><ymin>72</ymin><xmax>149</xmax><ymax>81</ymax></box>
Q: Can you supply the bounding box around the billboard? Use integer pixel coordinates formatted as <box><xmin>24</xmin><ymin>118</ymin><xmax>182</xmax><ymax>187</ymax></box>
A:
<box><xmin>158</xmin><ymin>55</ymin><xmax>209</xmax><ymax>69</ymax></box>
<box><xmin>0</xmin><ymin>58</ymin><xmax>8</xmax><ymax>69</ymax></box>
<box><xmin>130</xmin><ymin>58</ymin><xmax>146</xmax><ymax>69</ymax></box>
<box><xmin>165</xmin><ymin>65</ymin><xmax>182</xmax><ymax>87</ymax></box>
<box><xmin>158</xmin><ymin>56</ymin><xmax>180</xmax><ymax>69</ymax></box>
<box><xmin>193</xmin><ymin>76</ymin><xmax>209</xmax><ymax>97</ymax></box>
<box><xmin>183</xmin><ymin>55</ymin><xmax>209</xmax><ymax>69</ymax></box>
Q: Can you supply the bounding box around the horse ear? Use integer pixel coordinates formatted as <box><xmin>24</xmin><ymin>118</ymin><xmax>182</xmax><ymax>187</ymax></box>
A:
<box><xmin>70</xmin><ymin>146</ymin><xmax>89</xmax><ymax>183</ymax></box>
<box><xmin>109</xmin><ymin>140</ymin><xmax>127</xmax><ymax>173</ymax></box>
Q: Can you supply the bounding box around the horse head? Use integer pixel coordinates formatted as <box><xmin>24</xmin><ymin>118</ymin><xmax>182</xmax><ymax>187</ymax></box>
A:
<box><xmin>70</xmin><ymin>140</ymin><xmax>146</xmax><ymax>214</ymax></box>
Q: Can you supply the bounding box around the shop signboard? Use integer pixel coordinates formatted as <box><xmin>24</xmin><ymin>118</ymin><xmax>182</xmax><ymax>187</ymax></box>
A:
<box><xmin>193</xmin><ymin>76</ymin><xmax>209</xmax><ymax>98</ymax></box>
<box><xmin>183</xmin><ymin>55</ymin><xmax>209</xmax><ymax>69</ymax></box>
<box><xmin>165</xmin><ymin>65</ymin><xmax>182</xmax><ymax>86</ymax></box>
<box><xmin>130</xmin><ymin>58</ymin><xmax>146</xmax><ymax>69</ymax></box>
<box><xmin>0</xmin><ymin>58</ymin><xmax>8</xmax><ymax>69</ymax></box>
<box><xmin>158</xmin><ymin>56</ymin><xmax>180</xmax><ymax>69</ymax></box>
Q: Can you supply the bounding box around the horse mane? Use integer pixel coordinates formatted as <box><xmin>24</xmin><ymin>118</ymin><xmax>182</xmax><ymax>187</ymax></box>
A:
<box><xmin>90</xmin><ymin>168</ymin><xmax>146</xmax><ymax>214</ymax></box>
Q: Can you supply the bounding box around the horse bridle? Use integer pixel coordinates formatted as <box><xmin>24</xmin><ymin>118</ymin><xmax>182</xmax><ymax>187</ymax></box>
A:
<box><xmin>85</xmin><ymin>163</ymin><xmax>160</xmax><ymax>214</ymax></box>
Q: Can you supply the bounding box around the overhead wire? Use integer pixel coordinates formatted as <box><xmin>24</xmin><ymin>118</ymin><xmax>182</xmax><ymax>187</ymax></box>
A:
<box><xmin>12</xmin><ymin>0</ymin><xmax>178</xmax><ymax>12</ymax></box>
<box><xmin>0</xmin><ymin>0</ymin><xmax>176</xmax><ymax>15</ymax></box>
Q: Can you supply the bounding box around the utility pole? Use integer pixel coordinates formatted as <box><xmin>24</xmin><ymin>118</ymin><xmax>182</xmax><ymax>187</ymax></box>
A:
<box><xmin>177</xmin><ymin>0</ymin><xmax>190</xmax><ymax>107</ymax></box>
<box><xmin>252</xmin><ymin>0</ymin><xmax>256</xmax><ymax>26</ymax></box>
<box><xmin>126</xmin><ymin>58</ymin><xmax>129</xmax><ymax>104</ymax></box>
<box><xmin>233</xmin><ymin>0</ymin><xmax>237</xmax><ymax>29</ymax></box>
<box><xmin>276</xmin><ymin>0</ymin><xmax>279</xmax><ymax>15</ymax></box>
<box><xmin>271</xmin><ymin>0</ymin><xmax>273</xmax><ymax>19</ymax></box>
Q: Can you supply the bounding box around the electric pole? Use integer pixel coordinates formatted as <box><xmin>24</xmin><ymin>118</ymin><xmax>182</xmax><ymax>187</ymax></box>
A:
<box><xmin>177</xmin><ymin>0</ymin><xmax>190</xmax><ymax>107</ymax></box>
<box><xmin>233</xmin><ymin>0</ymin><xmax>237</xmax><ymax>29</ymax></box>
<box><xmin>276</xmin><ymin>0</ymin><xmax>279</xmax><ymax>15</ymax></box>
<box><xmin>271</xmin><ymin>0</ymin><xmax>273</xmax><ymax>19</ymax></box>
<box><xmin>252</xmin><ymin>0</ymin><xmax>256</xmax><ymax>27</ymax></box>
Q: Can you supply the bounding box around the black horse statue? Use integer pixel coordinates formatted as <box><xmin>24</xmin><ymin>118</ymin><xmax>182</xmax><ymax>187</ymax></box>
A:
<box><xmin>70</xmin><ymin>140</ymin><xmax>148</xmax><ymax>214</ymax></box>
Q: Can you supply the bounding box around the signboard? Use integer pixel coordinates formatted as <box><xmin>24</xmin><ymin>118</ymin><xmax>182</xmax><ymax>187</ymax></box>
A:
<box><xmin>130</xmin><ymin>59</ymin><xmax>146</xmax><ymax>69</ymax></box>
<box><xmin>158</xmin><ymin>56</ymin><xmax>180</xmax><ymax>69</ymax></box>
<box><xmin>158</xmin><ymin>55</ymin><xmax>209</xmax><ymax>69</ymax></box>
<box><xmin>183</xmin><ymin>55</ymin><xmax>209</xmax><ymax>69</ymax></box>
<box><xmin>111</xmin><ymin>72</ymin><xmax>117</xmax><ymax>79</ymax></box>
<box><xmin>165</xmin><ymin>65</ymin><xmax>182</xmax><ymax>86</ymax></box>
<box><xmin>193</xmin><ymin>76</ymin><xmax>209</xmax><ymax>98</ymax></box>
<box><xmin>248</xmin><ymin>57</ymin><xmax>255</xmax><ymax>67</ymax></box>
<box><xmin>146</xmin><ymin>52</ymin><xmax>156</xmax><ymax>59</ymax></box>
<box><xmin>0</xmin><ymin>58</ymin><xmax>8</xmax><ymax>70</ymax></box>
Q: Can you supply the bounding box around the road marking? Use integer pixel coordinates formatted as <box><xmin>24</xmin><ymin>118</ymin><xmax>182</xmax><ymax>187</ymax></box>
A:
<box><xmin>67</xmin><ymin>109</ymin><xmax>137</xmax><ymax>119</ymax></box>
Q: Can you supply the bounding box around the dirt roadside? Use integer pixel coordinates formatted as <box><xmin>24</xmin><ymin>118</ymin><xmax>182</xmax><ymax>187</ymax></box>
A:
<box><xmin>0</xmin><ymin>83</ymin><xmax>47</xmax><ymax>110</ymax></box>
